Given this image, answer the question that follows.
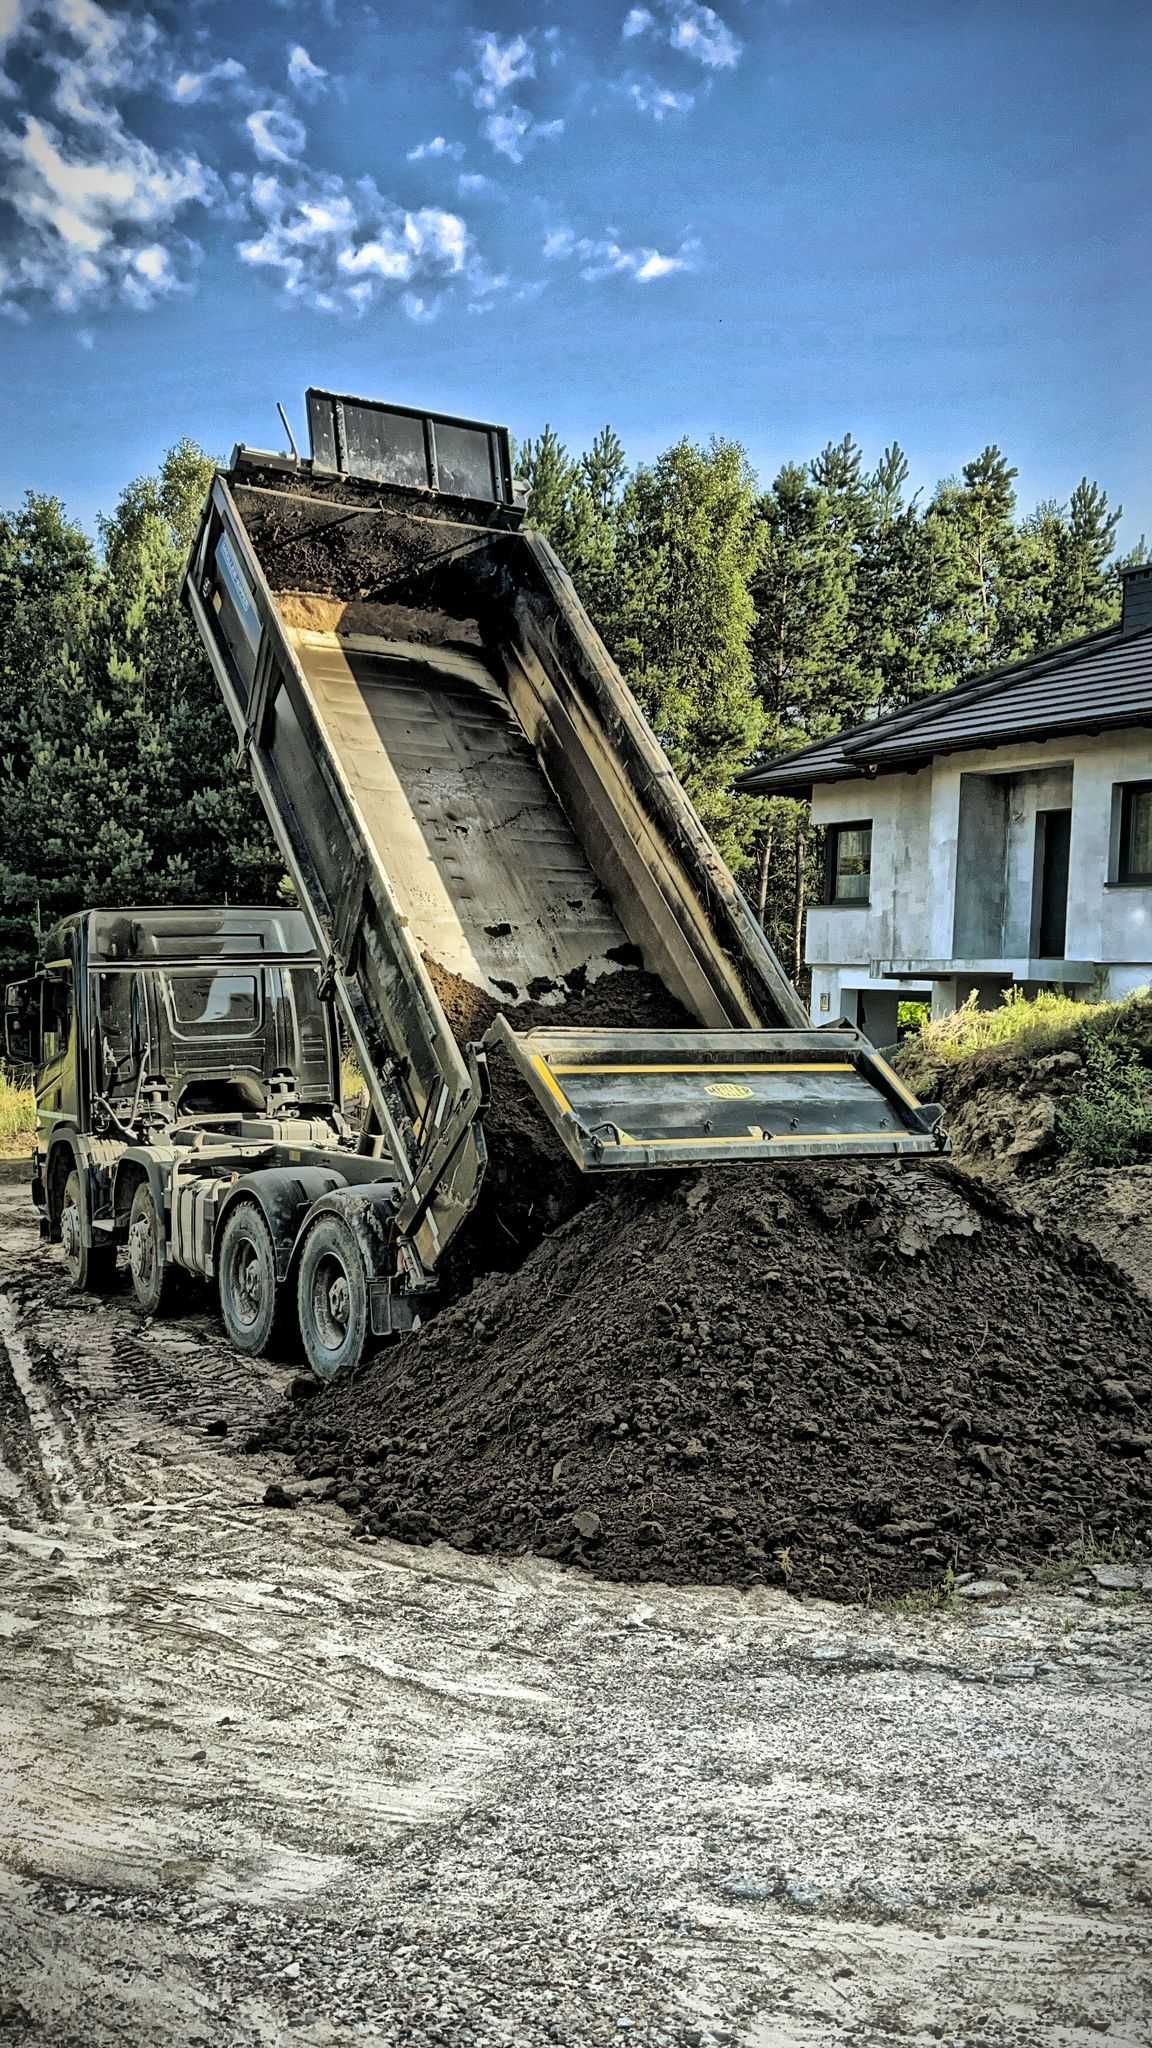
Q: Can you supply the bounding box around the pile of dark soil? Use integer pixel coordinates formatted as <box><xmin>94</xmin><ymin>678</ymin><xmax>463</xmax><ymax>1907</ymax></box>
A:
<box><xmin>257</xmin><ymin>1162</ymin><xmax>1152</xmax><ymax>1601</ymax></box>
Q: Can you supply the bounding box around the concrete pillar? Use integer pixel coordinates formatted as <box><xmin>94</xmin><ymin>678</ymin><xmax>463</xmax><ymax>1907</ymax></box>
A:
<box><xmin>856</xmin><ymin>990</ymin><xmax>900</xmax><ymax>1048</ymax></box>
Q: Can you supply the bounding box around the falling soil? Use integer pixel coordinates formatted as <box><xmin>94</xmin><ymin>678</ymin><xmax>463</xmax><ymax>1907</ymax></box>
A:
<box><xmin>425</xmin><ymin>958</ymin><xmax>688</xmax><ymax>1291</ymax></box>
<box><xmin>257</xmin><ymin>1161</ymin><xmax>1152</xmax><ymax>1602</ymax></box>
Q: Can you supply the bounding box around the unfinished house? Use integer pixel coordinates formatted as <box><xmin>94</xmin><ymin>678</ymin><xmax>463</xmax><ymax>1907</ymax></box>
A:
<box><xmin>740</xmin><ymin>565</ymin><xmax>1152</xmax><ymax>1042</ymax></box>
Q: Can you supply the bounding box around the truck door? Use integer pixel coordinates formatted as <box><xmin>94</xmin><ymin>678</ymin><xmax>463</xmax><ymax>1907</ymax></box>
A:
<box><xmin>3</xmin><ymin>963</ymin><xmax>81</xmax><ymax>1142</ymax></box>
<box><xmin>36</xmin><ymin>964</ymin><xmax>82</xmax><ymax>1135</ymax></box>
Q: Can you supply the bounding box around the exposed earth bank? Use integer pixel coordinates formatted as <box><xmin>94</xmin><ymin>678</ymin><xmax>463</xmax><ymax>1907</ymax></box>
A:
<box><xmin>895</xmin><ymin>1000</ymin><xmax>1152</xmax><ymax>1300</ymax></box>
<box><xmin>256</xmin><ymin>1160</ymin><xmax>1152</xmax><ymax>1602</ymax></box>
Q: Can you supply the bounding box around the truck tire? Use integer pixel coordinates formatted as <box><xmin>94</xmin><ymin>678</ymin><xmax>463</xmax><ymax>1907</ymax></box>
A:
<box><xmin>218</xmin><ymin>1201</ymin><xmax>291</xmax><ymax>1357</ymax></box>
<box><xmin>61</xmin><ymin>1168</ymin><xmax>117</xmax><ymax>1295</ymax></box>
<box><xmin>297</xmin><ymin>1215</ymin><xmax>371</xmax><ymax>1380</ymax></box>
<box><xmin>127</xmin><ymin>1179</ymin><xmax>180</xmax><ymax>1317</ymax></box>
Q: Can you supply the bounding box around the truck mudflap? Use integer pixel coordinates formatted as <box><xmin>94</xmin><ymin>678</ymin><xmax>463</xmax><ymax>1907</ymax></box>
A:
<box><xmin>486</xmin><ymin>1019</ymin><xmax>946</xmax><ymax>1171</ymax></box>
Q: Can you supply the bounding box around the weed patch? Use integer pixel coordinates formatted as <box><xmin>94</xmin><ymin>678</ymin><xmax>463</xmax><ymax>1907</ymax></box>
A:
<box><xmin>1057</xmin><ymin>1033</ymin><xmax>1152</xmax><ymax>1166</ymax></box>
<box><xmin>0</xmin><ymin>1068</ymin><xmax>35</xmax><ymax>1155</ymax></box>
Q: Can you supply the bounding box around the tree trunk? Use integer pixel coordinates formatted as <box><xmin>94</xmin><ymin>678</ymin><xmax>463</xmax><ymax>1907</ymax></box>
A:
<box><xmin>755</xmin><ymin>822</ymin><xmax>775</xmax><ymax>926</ymax></box>
<box><xmin>792</xmin><ymin>818</ymin><xmax>808</xmax><ymax>983</ymax></box>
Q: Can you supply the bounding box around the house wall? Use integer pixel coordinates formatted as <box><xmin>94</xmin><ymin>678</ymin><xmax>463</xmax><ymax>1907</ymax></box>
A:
<box><xmin>803</xmin><ymin>727</ymin><xmax>1152</xmax><ymax>1026</ymax></box>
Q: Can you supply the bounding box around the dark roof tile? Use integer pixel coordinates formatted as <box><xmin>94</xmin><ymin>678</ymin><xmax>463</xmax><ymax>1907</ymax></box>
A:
<box><xmin>740</xmin><ymin>622</ymin><xmax>1152</xmax><ymax>794</ymax></box>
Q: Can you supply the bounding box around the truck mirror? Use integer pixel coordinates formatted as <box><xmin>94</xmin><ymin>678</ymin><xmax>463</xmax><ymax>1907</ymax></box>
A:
<box><xmin>4</xmin><ymin>979</ymin><xmax>42</xmax><ymax>1068</ymax></box>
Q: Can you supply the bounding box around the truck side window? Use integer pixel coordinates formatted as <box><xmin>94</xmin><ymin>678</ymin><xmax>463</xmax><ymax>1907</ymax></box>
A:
<box><xmin>41</xmin><ymin>967</ymin><xmax>72</xmax><ymax>1063</ymax></box>
<box><xmin>97</xmin><ymin>973</ymin><xmax>135</xmax><ymax>1090</ymax></box>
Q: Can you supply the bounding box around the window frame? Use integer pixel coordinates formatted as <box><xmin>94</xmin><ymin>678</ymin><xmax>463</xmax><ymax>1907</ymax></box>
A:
<box><xmin>823</xmin><ymin>820</ymin><xmax>874</xmax><ymax>907</ymax></box>
<box><xmin>1116</xmin><ymin>780</ymin><xmax>1152</xmax><ymax>886</ymax></box>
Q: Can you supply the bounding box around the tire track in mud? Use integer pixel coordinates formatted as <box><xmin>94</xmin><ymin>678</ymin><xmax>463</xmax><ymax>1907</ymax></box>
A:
<box><xmin>0</xmin><ymin>1293</ymin><xmax>93</xmax><ymax>1530</ymax></box>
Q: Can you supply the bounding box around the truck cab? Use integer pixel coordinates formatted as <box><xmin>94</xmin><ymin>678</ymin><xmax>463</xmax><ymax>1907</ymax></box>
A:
<box><xmin>4</xmin><ymin>907</ymin><xmax>410</xmax><ymax>1373</ymax></box>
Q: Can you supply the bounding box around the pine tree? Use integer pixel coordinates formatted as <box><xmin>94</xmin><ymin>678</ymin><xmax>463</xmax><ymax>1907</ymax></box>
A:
<box><xmin>752</xmin><ymin>464</ymin><xmax>855</xmax><ymax>750</ymax></box>
<box><xmin>520</xmin><ymin>422</ymin><xmax>626</xmax><ymax>621</ymax></box>
<box><xmin>0</xmin><ymin>446</ymin><xmax>281</xmax><ymax>980</ymax></box>
<box><xmin>580</xmin><ymin>426</ymin><xmax>627</xmax><ymax>518</ymax></box>
<box><xmin>1046</xmin><ymin>479</ymin><xmax>1123</xmax><ymax>643</ymax></box>
<box><xmin>604</xmin><ymin>438</ymin><xmax>765</xmax><ymax>863</ymax></box>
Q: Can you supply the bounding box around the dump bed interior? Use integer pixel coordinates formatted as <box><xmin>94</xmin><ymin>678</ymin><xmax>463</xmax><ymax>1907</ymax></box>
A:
<box><xmin>285</xmin><ymin>626</ymin><xmax>637</xmax><ymax>1003</ymax></box>
<box><xmin>184</xmin><ymin>391</ymin><xmax>945</xmax><ymax>1276</ymax></box>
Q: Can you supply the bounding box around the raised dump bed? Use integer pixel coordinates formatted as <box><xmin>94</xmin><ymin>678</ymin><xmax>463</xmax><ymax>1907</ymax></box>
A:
<box><xmin>185</xmin><ymin>391</ymin><xmax>944</xmax><ymax>1281</ymax></box>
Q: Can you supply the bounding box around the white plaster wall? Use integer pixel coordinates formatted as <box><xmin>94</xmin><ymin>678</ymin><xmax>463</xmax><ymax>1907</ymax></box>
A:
<box><xmin>809</xmin><ymin>963</ymin><xmax>932</xmax><ymax>1024</ymax></box>
<box><xmin>800</xmin><ymin>727</ymin><xmax>1152</xmax><ymax>1020</ymax></box>
<box><xmin>806</xmin><ymin>773</ymin><xmax>934</xmax><ymax>970</ymax></box>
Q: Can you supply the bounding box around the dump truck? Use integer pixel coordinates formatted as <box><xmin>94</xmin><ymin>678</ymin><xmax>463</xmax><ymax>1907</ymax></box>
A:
<box><xmin>6</xmin><ymin>390</ymin><xmax>945</xmax><ymax>1378</ymax></box>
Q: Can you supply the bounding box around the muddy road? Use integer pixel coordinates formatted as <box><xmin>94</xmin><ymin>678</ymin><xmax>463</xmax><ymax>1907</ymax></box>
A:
<box><xmin>2</xmin><ymin>1164</ymin><xmax>1151</xmax><ymax>2047</ymax></box>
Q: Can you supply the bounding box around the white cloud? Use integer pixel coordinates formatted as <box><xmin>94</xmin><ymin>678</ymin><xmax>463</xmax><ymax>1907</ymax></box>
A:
<box><xmin>407</xmin><ymin>134</ymin><xmax>463</xmax><ymax>161</ymax></box>
<box><xmin>633</xmin><ymin>248</ymin><xmax>686</xmax><ymax>279</ymax></box>
<box><xmin>670</xmin><ymin>2</ymin><xmax>741</xmax><ymax>67</ymax></box>
<box><xmin>621</xmin><ymin>1</ymin><xmax>741</xmax><ymax>69</ymax></box>
<box><xmin>483</xmin><ymin>105</ymin><xmax>562</xmax><ymax>163</ymax></box>
<box><xmin>338</xmin><ymin>235</ymin><xmax>411</xmax><ymax>281</ymax></box>
<box><xmin>0</xmin><ymin>104</ymin><xmax>215</xmax><ymax>312</ymax></box>
<box><xmin>122</xmin><ymin>238</ymin><xmax>180</xmax><ymax>307</ymax></box>
<box><xmin>457</xmin><ymin>28</ymin><xmax>562</xmax><ymax>163</ymax></box>
<box><xmin>401</xmin><ymin>290</ymin><xmax>437</xmax><ymax>323</ymax></box>
<box><xmin>457</xmin><ymin>169</ymin><xmax>494</xmax><ymax>194</ymax></box>
<box><xmin>626</xmin><ymin>79</ymin><xmax>694</xmax><ymax>118</ymax></box>
<box><xmin>170</xmin><ymin>58</ymin><xmax>247</xmax><ymax>104</ymax></box>
<box><xmin>245</xmin><ymin>106</ymin><xmax>307</xmax><ymax>164</ymax></box>
<box><xmin>237</xmin><ymin>169</ymin><xmax>483</xmax><ymax>315</ymax></box>
<box><xmin>467</xmin><ymin>30</ymin><xmax>535</xmax><ymax>110</ymax></box>
<box><xmin>287</xmin><ymin>43</ymin><xmax>327</xmax><ymax>97</ymax></box>
<box><xmin>41</xmin><ymin>0</ymin><xmax>161</xmax><ymax>124</ymax></box>
<box><xmin>543</xmin><ymin>225</ymin><xmax>697</xmax><ymax>283</ymax></box>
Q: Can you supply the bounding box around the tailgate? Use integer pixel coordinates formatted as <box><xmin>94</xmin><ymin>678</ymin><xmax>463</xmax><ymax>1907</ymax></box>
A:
<box><xmin>486</xmin><ymin>1020</ymin><xmax>946</xmax><ymax>1170</ymax></box>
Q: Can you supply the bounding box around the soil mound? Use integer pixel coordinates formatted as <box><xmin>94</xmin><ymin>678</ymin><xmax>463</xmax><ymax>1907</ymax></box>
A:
<box><xmin>258</xmin><ymin>1162</ymin><xmax>1152</xmax><ymax>1602</ymax></box>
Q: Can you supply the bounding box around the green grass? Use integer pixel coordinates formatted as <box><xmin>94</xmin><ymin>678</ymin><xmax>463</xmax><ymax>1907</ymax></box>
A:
<box><xmin>0</xmin><ymin>1067</ymin><xmax>36</xmax><ymax>1155</ymax></box>
<box><xmin>897</xmin><ymin>986</ymin><xmax>1152</xmax><ymax>1090</ymax></box>
<box><xmin>908</xmin><ymin>987</ymin><xmax>1113</xmax><ymax>1067</ymax></box>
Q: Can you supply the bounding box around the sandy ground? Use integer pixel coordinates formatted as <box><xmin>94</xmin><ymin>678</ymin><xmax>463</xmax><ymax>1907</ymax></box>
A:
<box><xmin>2</xmin><ymin>1163</ymin><xmax>1151</xmax><ymax>2048</ymax></box>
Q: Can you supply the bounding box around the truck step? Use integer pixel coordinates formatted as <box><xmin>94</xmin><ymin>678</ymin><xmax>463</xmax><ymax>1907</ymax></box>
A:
<box><xmin>487</xmin><ymin>1020</ymin><xmax>945</xmax><ymax>1171</ymax></box>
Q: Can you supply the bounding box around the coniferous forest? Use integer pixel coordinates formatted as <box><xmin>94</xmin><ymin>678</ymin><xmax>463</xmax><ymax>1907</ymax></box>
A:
<box><xmin>1</xmin><ymin>428</ymin><xmax>1142</xmax><ymax>983</ymax></box>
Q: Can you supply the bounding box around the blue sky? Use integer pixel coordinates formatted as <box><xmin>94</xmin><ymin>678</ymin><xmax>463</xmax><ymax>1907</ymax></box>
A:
<box><xmin>1</xmin><ymin>0</ymin><xmax>1148</xmax><ymax>543</ymax></box>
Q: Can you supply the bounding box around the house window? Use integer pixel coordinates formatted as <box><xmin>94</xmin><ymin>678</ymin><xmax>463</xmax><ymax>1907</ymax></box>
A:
<box><xmin>825</xmin><ymin>822</ymin><xmax>872</xmax><ymax>904</ymax></box>
<box><xmin>1117</xmin><ymin>782</ymin><xmax>1152</xmax><ymax>883</ymax></box>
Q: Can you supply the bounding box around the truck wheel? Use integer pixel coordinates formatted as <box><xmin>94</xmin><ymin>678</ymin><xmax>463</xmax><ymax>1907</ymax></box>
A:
<box><xmin>297</xmin><ymin>1216</ymin><xmax>370</xmax><ymax>1380</ymax></box>
<box><xmin>61</xmin><ymin>1168</ymin><xmax>117</xmax><ymax>1294</ymax></box>
<box><xmin>127</xmin><ymin>1180</ymin><xmax>179</xmax><ymax>1317</ymax></box>
<box><xmin>218</xmin><ymin>1201</ymin><xmax>290</xmax><ymax>1357</ymax></box>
